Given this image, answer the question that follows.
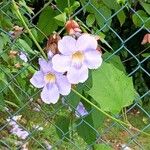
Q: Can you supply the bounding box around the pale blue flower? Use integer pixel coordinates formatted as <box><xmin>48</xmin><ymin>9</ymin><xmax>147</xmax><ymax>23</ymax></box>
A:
<box><xmin>75</xmin><ymin>102</ymin><xmax>88</xmax><ymax>118</ymax></box>
<box><xmin>47</xmin><ymin>51</ymin><xmax>54</xmax><ymax>59</ymax></box>
<box><xmin>7</xmin><ymin>115</ymin><xmax>29</xmax><ymax>140</ymax></box>
<box><xmin>19</xmin><ymin>52</ymin><xmax>28</xmax><ymax>62</ymax></box>
<box><xmin>10</xmin><ymin>127</ymin><xmax>29</xmax><ymax>140</ymax></box>
<box><xmin>30</xmin><ymin>58</ymin><xmax>71</xmax><ymax>104</ymax></box>
<box><xmin>52</xmin><ymin>34</ymin><xmax>102</xmax><ymax>84</ymax></box>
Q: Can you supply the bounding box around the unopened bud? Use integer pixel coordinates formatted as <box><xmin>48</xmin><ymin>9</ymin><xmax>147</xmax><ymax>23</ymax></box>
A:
<box><xmin>9</xmin><ymin>50</ymin><xmax>18</xmax><ymax>58</ymax></box>
<box><xmin>46</xmin><ymin>34</ymin><xmax>61</xmax><ymax>55</ymax></box>
<box><xmin>65</xmin><ymin>20</ymin><xmax>81</xmax><ymax>35</ymax></box>
<box><xmin>141</xmin><ymin>33</ymin><xmax>150</xmax><ymax>45</ymax></box>
<box><xmin>15</xmin><ymin>63</ymin><xmax>21</xmax><ymax>68</ymax></box>
<box><xmin>10</xmin><ymin>26</ymin><xmax>23</xmax><ymax>39</ymax></box>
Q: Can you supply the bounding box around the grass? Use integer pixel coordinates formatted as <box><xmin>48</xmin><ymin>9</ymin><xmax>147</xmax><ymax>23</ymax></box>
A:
<box><xmin>0</xmin><ymin>101</ymin><xmax>87</xmax><ymax>150</ymax></box>
<box><xmin>100</xmin><ymin>105</ymin><xmax>150</xmax><ymax>150</ymax></box>
<box><xmin>0</xmin><ymin>102</ymin><xmax>150</xmax><ymax>150</ymax></box>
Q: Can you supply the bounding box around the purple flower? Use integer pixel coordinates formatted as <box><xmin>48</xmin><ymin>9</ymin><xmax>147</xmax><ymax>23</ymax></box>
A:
<box><xmin>75</xmin><ymin>102</ymin><xmax>88</xmax><ymax>118</ymax></box>
<box><xmin>9</xmin><ymin>123</ymin><xmax>29</xmax><ymax>140</ymax></box>
<box><xmin>19</xmin><ymin>52</ymin><xmax>28</xmax><ymax>62</ymax></box>
<box><xmin>7</xmin><ymin>115</ymin><xmax>29</xmax><ymax>140</ymax></box>
<box><xmin>30</xmin><ymin>58</ymin><xmax>71</xmax><ymax>104</ymax></box>
<box><xmin>18</xmin><ymin>131</ymin><xmax>29</xmax><ymax>140</ymax></box>
<box><xmin>52</xmin><ymin>34</ymin><xmax>102</xmax><ymax>84</ymax></box>
<box><xmin>11</xmin><ymin>127</ymin><xmax>29</xmax><ymax>140</ymax></box>
<box><xmin>7</xmin><ymin>115</ymin><xmax>22</xmax><ymax>126</ymax></box>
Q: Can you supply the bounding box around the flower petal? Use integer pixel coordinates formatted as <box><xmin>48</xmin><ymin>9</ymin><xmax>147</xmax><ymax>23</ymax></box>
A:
<box><xmin>47</xmin><ymin>51</ymin><xmax>54</xmax><ymax>59</ymax></box>
<box><xmin>75</xmin><ymin>102</ymin><xmax>88</xmax><ymax>118</ymax></box>
<box><xmin>19</xmin><ymin>52</ymin><xmax>28</xmax><ymax>62</ymax></box>
<box><xmin>41</xmin><ymin>84</ymin><xmax>59</xmax><ymax>104</ymax></box>
<box><xmin>58</xmin><ymin>36</ymin><xmax>76</xmax><ymax>55</ymax></box>
<box><xmin>52</xmin><ymin>54</ymin><xmax>71</xmax><ymax>72</ymax></box>
<box><xmin>56</xmin><ymin>75</ymin><xmax>71</xmax><ymax>95</ymax></box>
<box><xmin>39</xmin><ymin>58</ymin><xmax>52</xmax><ymax>73</ymax></box>
<box><xmin>67</xmin><ymin>65</ymin><xmax>88</xmax><ymax>84</ymax></box>
<box><xmin>84</xmin><ymin>50</ymin><xmax>102</xmax><ymax>69</ymax></box>
<box><xmin>76</xmin><ymin>34</ymin><xmax>97</xmax><ymax>51</ymax></box>
<box><xmin>30</xmin><ymin>71</ymin><xmax>45</xmax><ymax>88</ymax></box>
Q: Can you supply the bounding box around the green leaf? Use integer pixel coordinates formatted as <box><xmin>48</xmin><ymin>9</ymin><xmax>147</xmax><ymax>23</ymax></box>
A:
<box><xmin>65</xmin><ymin>84</ymin><xmax>82</xmax><ymax>108</ymax></box>
<box><xmin>37</xmin><ymin>7</ymin><xmax>58</xmax><ymax>42</ymax></box>
<box><xmin>76</xmin><ymin>115</ymin><xmax>97</xmax><ymax>144</ymax></box>
<box><xmin>116</xmin><ymin>9</ymin><xmax>126</xmax><ymax>26</ymax></box>
<box><xmin>64</xmin><ymin>1</ymin><xmax>80</xmax><ymax>16</ymax></box>
<box><xmin>1</xmin><ymin>32</ymin><xmax>10</xmax><ymax>44</ymax></box>
<box><xmin>0</xmin><ymin>93</ymin><xmax>5</xmax><ymax>111</ymax></box>
<box><xmin>116</xmin><ymin>0</ymin><xmax>126</xmax><ymax>4</ymax></box>
<box><xmin>86</xmin><ymin>14</ymin><xmax>95</xmax><ymax>27</ymax></box>
<box><xmin>82</xmin><ymin>70</ymin><xmax>93</xmax><ymax>91</ymax></box>
<box><xmin>102</xmin><ymin>0</ymin><xmax>126</xmax><ymax>25</ymax></box>
<box><xmin>82</xmin><ymin>1</ymin><xmax>112</xmax><ymax>31</ymax></box>
<box><xmin>142</xmin><ymin>53</ymin><xmax>150</xmax><ymax>58</ymax></box>
<box><xmin>94</xmin><ymin>4</ymin><xmax>112</xmax><ymax>32</ymax></box>
<box><xmin>30</xmin><ymin>28</ymin><xmax>38</xmax><ymax>42</ymax></box>
<box><xmin>56</xmin><ymin>0</ymin><xmax>75</xmax><ymax>11</ymax></box>
<box><xmin>5</xmin><ymin>100</ymin><xmax>19</xmax><ymax>108</ymax></box>
<box><xmin>0</xmin><ymin>33</ymin><xmax>10</xmax><ymax>53</ymax></box>
<box><xmin>76</xmin><ymin>99</ymin><xmax>105</xmax><ymax>144</ymax></box>
<box><xmin>1</xmin><ymin>52</ymin><xmax>9</xmax><ymax>63</ymax></box>
<box><xmin>0</xmin><ymin>13</ymin><xmax>13</xmax><ymax>30</ymax></box>
<box><xmin>54</xmin><ymin>13</ymin><xmax>66</xmax><ymax>26</ymax></box>
<box><xmin>88</xmin><ymin>62</ymin><xmax>135</xmax><ymax>114</ymax></box>
<box><xmin>70</xmin><ymin>1</ymin><xmax>80</xmax><ymax>12</ymax></box>
<box><xmin>76</xmin><ymin>110</ymin><xmax>105</xmax><ymax>144</ymax></box>
<box><xmin>103</xmin><ymin>52</ymin><xmax>126</xmax><ymax>73</ymax></box>
<box><xmin>132</xmin><ymin>10</ymin><xmax>150</xmax><ymax>28</ymax></box>
<box><xmin>55</xmin><ymin>115</ymin><xmax>70</xmax><ymax>141</ymax></box>
<box><xmin>0</xmin><ymin>79</ymin><xmax>5</xmax><ymax>109</ymax></box>
<box><xmin>0</xmin><ymin>36</ymin><xmax>4</xmax><ymax>52</ymax></box>
<box><xmin>91</xmin><ymin>106</ymin><xmax>105</xmax><ymax>129</ymax></box>
<box><xmin>102</xmin><ymin>0</ymin><xmax>117</xmax><ymax>9</ymax></box>
<box><xmin>140</xmin><ymin>1</ymin><xmax>150</xmax><ymax>15</ymax></box>
<box><xmin>94</xmin><ymin>144</ymin><xmax>113</xmax><ymax>150</ymax></box>
<box><xmin>56</xmin><ymin>0</ymin><xmax>79</xmax><ymax>16</ymax></box>
<box><xmin>19</xmin><ymin>0</ymin><xmax>34</xmax><ymax>14</ymax></box>
<box><xmin>16</xmin><ymin>39</ymin><xmax>35</xmax><ymax>54</ymax></box>
<box><xmin>98</xmin><ymin>32</ymin><xmax>113</xmax><ymax>50</ymax></box>
<box><xmin>0</xmin><ymin>72</ymin><xmax>22</xmax><ymax>106</ymax></box>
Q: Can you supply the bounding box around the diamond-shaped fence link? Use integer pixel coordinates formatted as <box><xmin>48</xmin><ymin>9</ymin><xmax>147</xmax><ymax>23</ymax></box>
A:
<box><xmin>0</xmin><ymin>0</ymin><xmax>150</xmax><ymax>149</ymax></box>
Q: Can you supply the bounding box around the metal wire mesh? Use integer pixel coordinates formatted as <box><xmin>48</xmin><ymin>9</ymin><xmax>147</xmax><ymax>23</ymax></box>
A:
<box><xmin>0</xmin><ymin>0</ymin><xmax>150</xmax><ymax>149</ymax></box>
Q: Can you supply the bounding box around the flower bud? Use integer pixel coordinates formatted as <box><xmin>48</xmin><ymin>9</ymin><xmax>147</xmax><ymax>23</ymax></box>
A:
<box><xmin>46</xmin><ymin>34</ymin><xmax>61</xmax><ymax>55</ymax></box>
<box><xmin>65</xmin><ymin>20</ymin><xmax>81</xmax><ymax>35</ymax></box>
<box><xmin>141</xmin><ymin>33</ymin><xmax>150</xmax><ymax>45</ymax></box>
<box><xmin>10</xmin><ymin>26</ymin><xmax>23</xmax><ymax>39</ymax></box>
<box><xmin>9</xmin><ymin>50</ymin><xmax>18</xmax><ymax>58</ymax></box>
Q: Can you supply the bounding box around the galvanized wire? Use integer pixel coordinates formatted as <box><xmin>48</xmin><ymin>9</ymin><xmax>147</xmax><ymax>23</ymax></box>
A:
<box><xmin>0</xmin><ymin>0</ymin><xmax>150</xmax><ymax>149</ymax></box>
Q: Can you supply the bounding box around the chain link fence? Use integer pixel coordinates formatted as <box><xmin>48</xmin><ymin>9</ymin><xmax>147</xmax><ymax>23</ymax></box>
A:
<box><xmin>0</xmin><ymin>0</ymin><xmax>150</xmax><ymax>149</ymax></box>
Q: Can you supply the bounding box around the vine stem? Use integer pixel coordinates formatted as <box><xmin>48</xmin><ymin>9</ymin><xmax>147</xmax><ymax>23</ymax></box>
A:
<box><xmin>71</xmin><ymin>88</ymin><xmax>150</xmax><ymax>137</ymax></box>
<box><xmin>12</xmin><ymin>0</ymin><xmax>47</xmax><ymax>59</ymax></box>
<box><xmin>67</xmin><ymin>0</ymin><xmax>71</xmax><ymax>19</ymax></box>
